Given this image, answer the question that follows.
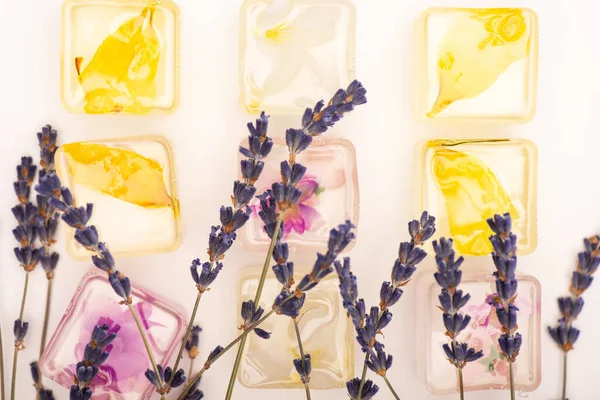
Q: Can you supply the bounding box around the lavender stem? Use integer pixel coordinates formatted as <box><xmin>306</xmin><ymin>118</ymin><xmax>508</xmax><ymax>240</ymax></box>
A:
<box><xmin>167</xmin><ymin>291</ymin><xmax>203</xmax><ymax>389</ymax></box>
<box><xmin>39</xmin><ymin>278</ymin><xmax>53</xmax><ymax>357</ymax></box>
<box><xmin>382</xmin><ymin>375</ymin><xmax>400</xmax><ymax>400</ymax></box>
<box><xmin>225</xmin><ymin>213</ymin><xmax>283</xmax><ymax>399</ymax></box>
<box><xmin>562</xmin><ymin>351</ymin><xmax>567</xmax><ymax>400</ymax></box>
<box><xmin>509</xmin><ymin>360</ymin><xmax>515</xmax><ymax>400</ymax></box>
<box><xmin>0</xmin><ymin>321</ymin><xmax>4</xmax><ymax>400</ymax></box>
<box><xmin>293</xmin><ymin>318</ymin><xmax>311</xmax><ymax>400</ymax></box>
<box><xmin>180</xmin><ymin>308</ymin><xmax>277</xmax><ymax>400</ymax></box>
<box><xmin>127</xmin><ymin>304</ymin><xmax>166</xmax><ymax>399</ymax></box>
<box><xmin>11</xmin><ymin>271</ymin><xmax>30</xmax><ymax>400</ymax></box>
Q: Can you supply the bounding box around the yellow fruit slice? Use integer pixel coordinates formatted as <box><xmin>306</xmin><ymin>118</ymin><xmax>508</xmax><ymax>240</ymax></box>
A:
<box><xmin>428</xmin><ymin>9</ymin><xmax>530</xmax><ymax>117</ymax></box>
<box><xmin>76</xmin><ymin>5</ymin><xmax>161</xmax><ymax>114</ymax></box>
<box><xmin>431</xmin><ymin>147</ymin><xmax>519</xmax><ymax>255</ymax></box>
<box><xmin>63</xmin><ymin>143</ymin><xmax>171</xmax><ymax>208</ymax></box>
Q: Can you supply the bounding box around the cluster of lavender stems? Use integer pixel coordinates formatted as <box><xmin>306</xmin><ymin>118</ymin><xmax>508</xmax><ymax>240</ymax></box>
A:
<box><xmin>6</xmin><ymin>125</ymin><xmax>61</xmax><ymax>400</ymax></box>
<box><xmin>225</xmin><ymin>80</ymin><xmax>367</xmax><ymax>400</ymax></box>
<box><xmin>487</xmin><ymin>213</ymin><xmax>521</xmax><ymax>400</ymax></box>
<box><xmin>548</xmin><ymin>235</ymin><xmax>599</xmax><ymax>400</ymax></box>
<box><xmin>36</xmin><ymin>126</ymin><xmax>61</xmax><ymax>357</ymax></box>
<box><xmin>161</xmin><ymin>111</ymin><xmax>274</xmax><ymax>399</ymax></box>
<box><xmin>35</xmin><ymin>169</ymin><xmax>168</xmax><ymax>400</ymax></box>
<box><xmin>334</xmin><ymin>212</ymin><xmax>436</xmax><ymax>400</ymax></box>
<box><xmin>69</xmin><ymin>324</ymin><xmax>118</xmax><ymax>400</ymax></box>
<box><xmin>11</xmin><ymin>155</ymin><xmax>38</xmax><ymax>400</ymax></box>
<box><xmin>433</xmin><ymin>238</ymin><xmax>483</xmax><ymax>400</ymax></box>
<box><xmin>177</xmin><ymin>222</ymin><xmax>356</xmax><ymax>400</ymax></box>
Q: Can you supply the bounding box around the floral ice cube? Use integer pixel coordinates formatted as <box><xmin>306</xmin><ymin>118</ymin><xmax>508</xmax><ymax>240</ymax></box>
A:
<box><xmin>418</xmin><ymin>274</ymin><xmax>541</xmax><ymax>394</ymax></box>
<box><xmin>420</xmin><ymin>139</ymin><xmax>537</xmax><ymax>256</ymax></box>
<box><xmin>240</xmin><ymin>137</ymin><xmax>358</xmax><ymax>252</ymax></box>
<box><xmin>239</xmin><ymin>273</ymin><xmax>354</xmax><ymax>388</ymax></box>
<box><xmin>55</xmin><ymin>135</ymin><xmax>181</xmax><ymax>259</ymax></box>
<box><xmin>61</xmin><ymin>0</ymin><xmax>180</xmax><ymax>114</ymax></box>
<box><xmin>420</xmin><ymin>8</ymin><xmax>538</xmax><ymax>121</ymax></box>
<box><xmin>39</xmin><ymin>271</ymin><xmax>187</xmax><ymax>399</ymax></box>
<box><xmin>240</xmin><ymin>0</ymin><xmax>356</xmax><ymax>114</ymax></box>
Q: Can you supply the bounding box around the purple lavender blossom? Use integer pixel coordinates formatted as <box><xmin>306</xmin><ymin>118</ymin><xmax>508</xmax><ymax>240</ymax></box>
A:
<box><xmin>487</xmin><ymin>213</ymin><xmax>521</xmax><ymax>363</ymax></box>
<box><xmin>334</xmin><ymin>212</ymin><xmax>435</xmax><ymax>399</ymax></box>
<box><xmin>432</xmin><ymin>237</ymin><xmax>483</xmax><ymax>369</ymax></box>
<box><xmin>69</xmin><ymin>324</ymin><xmax>117</xmax><ymax>400</ymax></box>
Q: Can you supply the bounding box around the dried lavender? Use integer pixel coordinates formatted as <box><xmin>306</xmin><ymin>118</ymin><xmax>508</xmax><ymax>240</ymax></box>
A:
<box><xmin>30</xmin><ymin>362</ymin><xmax>54</xmax><ymax>400</ymax></box>
<box><xmin>35</xmin><ymin>125</ymin><xmax>60</xmax><ymax>356</ymax></box>
<box><xmin>69</xmin><ymin>324</ymin><xmax>118</xmax><ymax>400</ymax></box>
<box><xmin>548</xmin><ymin>235</ymin><xmax>599</xmax><ymax>400</ymax></box>
<box><xmin>35</xmin><ymin>172</ymin><xmax>168</xmax><ymax>399</ymax></box>
<box><xmin>185</xmin><ymin>326</ymin><xmax>202</xmax><ymax>381</ymax></box>
<box><xmin>11</xmin><ymin>156</ymin><xmax>39</xmax><ymax>400</ymax></box>
<box><xmin>335</xmin><ymin>212</ymin><xmax>436</xmax><ymax>400</ymax></box>
<box><xmin>226</xmin><ymin>80</ymin><xmax>368</xmax><ymax>400</ymax></box>
<box><xmin>433</xmin><ymin>238</ymin><xmax>483</xmax><ymax>399</ymax></box>
<box><xmin>487</xmin><ymin>213</ymin><xmax>521</xmax><ymax>400</ymax></box>
<box><xmin>166</xmin><ymin>113</ymin><xmax>273</xmax><ymax>393</ymax></box>
<box><xmin>179</xmin><ymin>222</ymin><xmax>356</xmax><ymax>400</ymax></box>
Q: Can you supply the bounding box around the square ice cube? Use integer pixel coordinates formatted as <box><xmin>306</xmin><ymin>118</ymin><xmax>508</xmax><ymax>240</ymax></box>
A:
<box><xmin>420</xmin><ymin>139</ymin><xmax>537</xmax><ymax>256</ymax></box>
<box><xmin>239</xmin><ymin>273</ymin><xmax>354</xmax><ymax>388</ymax></box>
<box><xmin>420</xmin><ymin>8</ymin><xmax>538</xmax><ymax>122</ymax></box>
<box><xmin>418</xmin><ymin>274</ymin><xmax>541</xmax><ymax>394</ymax></box>
<box><xmin>240</xmin><ymin>0</ymin><xmax>356</xmax><ymax>114</ymax></box>
<box><xmin>39</xmin><ymin>271</ymin><xmax>187</xmax><ymax>399</ymax></box>
<box><xmin>240</xmin><ymin>137</ymin><xmax>359</xmax><ymax>252</ymax></box>
<box><xmin>55</xmin><ymin>135</ymin><xmax>181</xmax><ymax>259</ymax></box>
<box><xmin>61</xmin><ymin>0</ymin><xmax>180</xmax><ymax>114</ymax></box>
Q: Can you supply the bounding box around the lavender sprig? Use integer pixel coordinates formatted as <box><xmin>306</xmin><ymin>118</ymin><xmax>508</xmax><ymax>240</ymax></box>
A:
<box><xmin>35</xmin><ymin>173</ymin><xmax>168</xmax><ymax>399</ymax></box>
<box><xmin>433</xmin><ymin>238</ymin><xmax>483</xmax><ymax>399</ymax></box>
<box><xmin>35</xmin><ymin>125</ymin><xmax>60</xmax><ymax>356</ymax></box>
<box><xmin>179</xmin><ymin>222</ymin><xmax>357</xmax><ymax>400</ymax></box>
<box><xmin>11</xmin><ymin>156</ymin><xmax>39</xmax><ymax>400</ymax></box>
<box><xmin>69</xmin><ymin>324</ymin><xmax>118</xmax><ymax>400</ymax></box>
<box><xmin>165</xmin><ymin>113</ymin><xmax>273</xmax><ymax>393</ymax></box>
<box><xmin>185</xmin><ymin>326</ymin><xmax>202</xmax><ymax>380</ymax></box>
<box><xmin>225</xmin><ymin>80</ymin><xmax>368</xmax><ymax>400</ymax></box>
<box><xmin>335</xmin><ymin>212</ymin><xmax>436</xmax><ymax>400</ymax></box>
<box><xmin>487</xmin><ymin>213</ymin><xmax>521</xmax><ymax>400</ymax></box>
<box><xmin>548</xmin><ymin>235</ymin><xmax>599</xmax><ymax>400</ymax></box>
<box><xmin>30</xmin><ymin>362</ymin><xmax>54</xmax><ymax>400</ymax></box>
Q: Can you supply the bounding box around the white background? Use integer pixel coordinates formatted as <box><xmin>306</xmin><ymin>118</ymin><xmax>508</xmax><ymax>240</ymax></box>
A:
<box><xmin>1</xmin><ymin>0</ymin><xmax>599</xmax><ymax>399</ymax></box>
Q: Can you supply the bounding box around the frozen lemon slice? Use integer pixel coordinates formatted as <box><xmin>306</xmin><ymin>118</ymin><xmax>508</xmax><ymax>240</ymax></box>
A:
<box><xmin>63</xmin><ymin>143</ymin><xmax>171</xmax><ymax>208</ymax></box>
<box><xmin>431</xmin><ymin>147</ymin><xmax>519</xmax><ymax>255</ymax></box>
<box><xmin>76</xmin><ymin>5</ymin><xmax>161</xmax><ymax>114</ymax></box>
<box><xmin>428</xmin><ymin>9</ymin><xmax>530</xmax><ymax>117</ymax></box>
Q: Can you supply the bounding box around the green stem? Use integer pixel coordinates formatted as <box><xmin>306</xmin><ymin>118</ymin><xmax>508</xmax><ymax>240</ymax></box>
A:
<box><xmin>224</xmin><ymin>214</ymin><xmax>284</xmax><ymax>400</ymax></box>
<box><xmin>19</xmin><ymin>272</ymin><xmax>30</xmax><ymax>321</ymax></box>
<box><xmin>382</xmin><ymin>375</ymin><xmax>401</xmax><ymax>400</ymax></box>
<box><xmin>127</xmin><ymin>304</ymin><xmax>166</xmax><ymax>400</ymax></box>
<box><xmin>11</xmin><ymin>272</ymin><xmax>31</xmax><ymax>400</ymax></box>
<box><xmin>167</xmin><ymin>292</ymin><xmax>203</xmax><ymax>389</ymax></box>
<box><xmin>458</xmin><ymin>367</ymin><xmax>464</xmax><ymax>400</ymax></box>
<box><xmin>509</xmin><ymin>360</ymin><xmax>515</xmax><ymax>400</ymax></box>
<box><xmin>562</xmin><ymin>351</ymin><xmax>567</xmax><ymax>400</ymax></box>
<box><xmin>39</xmin><ymin>278</ymin><xmax>54</xmax><ymax>357</ymax></box>
<box><xmin>293</xmin><ymin>318</ymin><xmax>311</xmax><ymax>400</ymax></box>
<box><xmin>188</xmin><ymin>359</ymin><xmax>195</xmax><ymax>384</ymax></box>
<box><xmin>179</xmin><ymin>309</ymin><xmax>277</xmax><ymax>400</ymax></box>
<box><xmin>0</xmin><ymin>321</ymin><xmax>4</xmax><ymax>400</ymax></box>
<box><xmin>357</xmin><ymin>311</ymin><xmax>385</xmax><ymax>400</ymax></box>
<box><xmin>9</xmin><ymin>349</ymin><xmax>18</xmax><ymax>400</ymax></box>
<box><xmin>357</xmin><ymin>355</ymin><xmax>369</xmax><ymax>400</ymax></box>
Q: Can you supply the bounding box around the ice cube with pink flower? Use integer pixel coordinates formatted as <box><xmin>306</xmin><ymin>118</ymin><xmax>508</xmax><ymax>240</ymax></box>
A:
<box><xmin>39</xmin><ymin>271</ymin><xmax>186</xmax><ymax>399</ymax></box>
<box><xmin>241</xmin><ymin>137</ymin><xmax>358</xmax><ymax>252</ymax></box>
